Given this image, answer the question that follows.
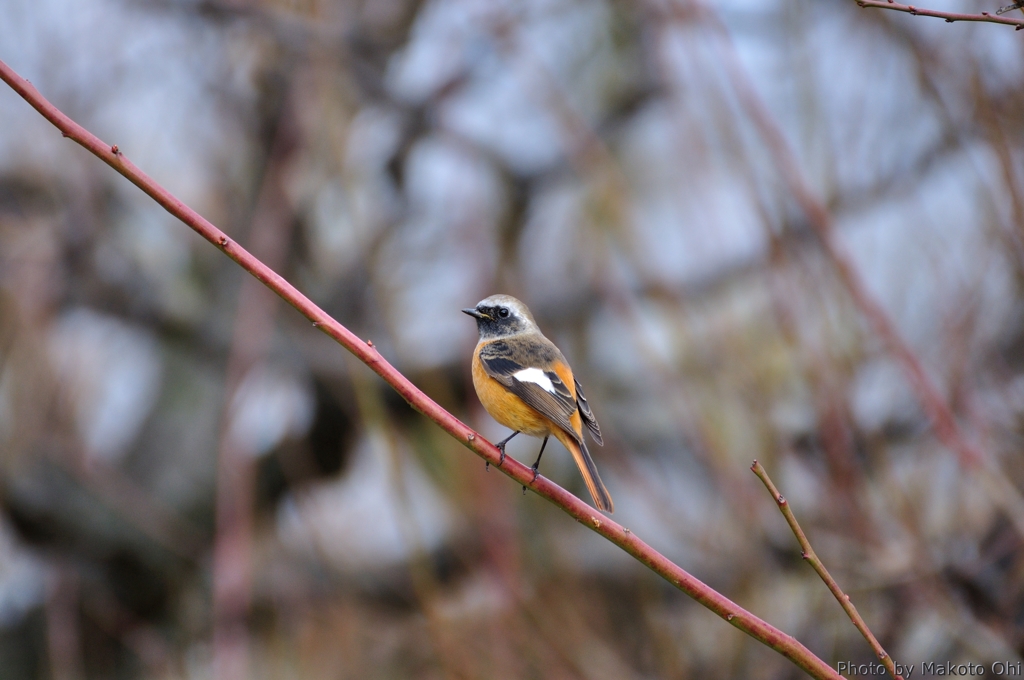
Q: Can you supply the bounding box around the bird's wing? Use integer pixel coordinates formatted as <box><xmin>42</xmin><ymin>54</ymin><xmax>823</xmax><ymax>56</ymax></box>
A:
<box><xmin>478</xmin><ymin>339</ymin><xmax>579</xmax><ymax>438</ymax></box>
<box><xmin>573</xmin><ymin>377</ymin><xmax>603</xmax><ymax>446</ymax></box>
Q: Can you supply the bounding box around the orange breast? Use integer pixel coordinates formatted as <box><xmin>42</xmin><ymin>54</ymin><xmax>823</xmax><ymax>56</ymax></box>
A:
<box><xmin>471</xmin><ymin>345</ymin><xmax>585</xmax><ymax>440</ymax></box>
<box><xmin>472</xmin><ymin>348</ymin><xmax>552</xmax><ymax>438</ymax></box>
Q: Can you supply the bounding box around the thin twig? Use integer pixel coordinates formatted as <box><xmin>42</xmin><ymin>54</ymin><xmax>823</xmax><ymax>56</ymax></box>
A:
<box><xmin>856</xmin><ymin>0</ymin><xmax>1024</xmax><ymax>28</ymax></box>
<box><xmin>0</xmin><ymin>58</ymin><xmax>841</xmax><ymax>680</ymax></box>
<box><xmin>751</xmin><ymin>461</ymin><xmax>903</xmax><ymax>680</ymax></box>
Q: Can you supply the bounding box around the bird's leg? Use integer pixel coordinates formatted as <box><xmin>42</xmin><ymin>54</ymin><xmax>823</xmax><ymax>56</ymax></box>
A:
<box><xmin>522</xmin><ymin>436</ymin><xmax>549</xmax><ymax>494</ymax></box>
<box><xmin>488</xmin><ymin>430</ymin><xmax>519</xmax><ymax>470</ymax></box>
<box><xmin>529</xmin><ymin>436</ymin><xmax>549</xmax><ymax>482</ymax></box>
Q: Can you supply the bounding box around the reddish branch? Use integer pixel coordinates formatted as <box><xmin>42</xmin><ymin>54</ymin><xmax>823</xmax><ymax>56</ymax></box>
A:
<box><xmin>855</xmin><ymin>1</ymin><xmax>1024</xmax><ymax>28</ymax></box>
<box><xmin>0</xmin><ymin>60</ymin><xmax>843</xmax><ymax>679</ymax></box>
<box><xmin>752</xmin><ymin>462</ymin><xmax>902</xmax><ymax>680</ymax></box>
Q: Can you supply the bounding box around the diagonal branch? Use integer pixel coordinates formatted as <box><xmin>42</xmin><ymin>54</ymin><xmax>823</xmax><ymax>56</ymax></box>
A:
<box><xmin>0</xmin><ymin>58</ymin><xmax>840</xmax><ymax>680</ymax></box>
<box><xmin>752</xmin><ymin>461</ymin><xmax>903</xmax><ymax>680</ymax></box>
<box><xmin>855</xmin><ymin>1</ymin><xmax>1024</xmax><ymax>29</ymax></box>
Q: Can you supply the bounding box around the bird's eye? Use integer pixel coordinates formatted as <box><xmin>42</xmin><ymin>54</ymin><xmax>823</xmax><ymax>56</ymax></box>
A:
<box><xmin>498</xmin><ymin>307</ymin><xmax>510</xmax><ymax>318</ymax></box>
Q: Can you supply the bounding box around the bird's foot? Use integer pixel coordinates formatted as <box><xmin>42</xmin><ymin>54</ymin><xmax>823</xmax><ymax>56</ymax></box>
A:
<box><xmin>521</xmin><ymin>463</ymin><xmax>542</xmax><ymax>495</ymax></box>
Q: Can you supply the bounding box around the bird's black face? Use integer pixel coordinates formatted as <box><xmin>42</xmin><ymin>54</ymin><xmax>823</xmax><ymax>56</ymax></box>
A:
<box><xmin>462</xmin><ymin>303</ymin><xmax>528</xmax><ymax>339</ymax></box>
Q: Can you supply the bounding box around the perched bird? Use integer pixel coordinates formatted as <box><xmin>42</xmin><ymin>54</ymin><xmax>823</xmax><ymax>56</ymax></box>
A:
<box><xmin>463</xmin><ymin>295</ymin><xmax>613</xmax><ymax>513</ymax></box>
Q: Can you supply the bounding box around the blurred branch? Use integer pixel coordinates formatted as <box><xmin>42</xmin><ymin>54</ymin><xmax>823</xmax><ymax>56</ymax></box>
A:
<box><xmin>0</xmin><ymin>58</ymin><xmax>844</xmax><ymax>680</ymax></box>
<box><xmin>82</xmin><ymin>583</ymin><xmax>174</xmax><ymax>678</ymax></box>
<box><xmin>751</xmin><ymin>461</ymin><xmax>902</xmax><ymax>680</ymax></box>
<box><xmin>45</xmin><ymin>566</ymin><xmax>84</xmax><ymax>680</ymax></box>
<box><xmin>686</xmin><ymin>1</ymin><xmax>1024</xmax><ymax>539</ymax></box>
<box><xmin>694</xmin><ymin>0</ymin><xmax>982</xmax><ymax>467</ymax></box>
<box><xmin>854</xmin><ymin>1</ymin><xmax>1024</xmax><ymax>28</ymax></box>
<box><xmin>347</xmin><ymin>357</ymin><xmax>469</xmax><ymax>680</ymax></box>
<box><xmin>211</xmin><ymin>74</ymin><xmax>300</xmax><ymax>680</ymax></box>
<box><xmin>75</xmin><ymin>458</ymin><xmax>206</xmax><ymax>560</ymax></box>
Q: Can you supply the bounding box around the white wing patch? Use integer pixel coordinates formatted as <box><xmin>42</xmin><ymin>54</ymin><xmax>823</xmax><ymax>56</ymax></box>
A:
<box><xmin>513</xmin><ymin>367</ymin><xmax>557</xmax><ymax>394</ymax></box>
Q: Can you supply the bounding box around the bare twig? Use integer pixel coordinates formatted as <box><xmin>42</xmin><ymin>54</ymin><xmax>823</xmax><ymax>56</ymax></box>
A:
<box><xmin>0</xmin><ymin>59</ymin><xmax>842</xmax><ymax>680</ymax></box>
<box><xmin>751</xmin><ymin>461</ymin><xmax>903</xmax><ymax>680</ymax></box>
<box><xmin>855</xmin><ymin>1</ymin><xmax>1024</xmax><ymax>29</ymax></box>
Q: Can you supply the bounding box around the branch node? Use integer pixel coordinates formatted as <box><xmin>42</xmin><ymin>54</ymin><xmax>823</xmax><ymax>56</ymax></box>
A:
<box><xmin>623</xmin><ymin>527</ymin><xmax>631</xmax><ymax>535</ymax></box>
<box><xmin>218</xmin><ymin>235</ymin><xmax>229</xmax><ymax>247</ymax></box>
<box><xmin>945</xmin><ymin>18</ymin><xmax>954</xmax><ymax>22</ymax></box>
<box><xmin>592</xmin><ymin>517</ymin><xmax>601</xmax><ymax>528</ymax></box>
<box><xmin>800</xmin><ymin>551</ymin><xmax>809</xmax><ymax>560</ymax></box>
<box><xmin>467</xmin><ymin>433</ymin><xmax>475</xmax><ymax>442</ymax></box>
<box><xmin>777</xmin><ymin>494</ymin><xmax>786</xmax><ymax>505</ymax></box>
<box><xmin>111</xmin><ymin>144</ymin><xmax>119</xmax><ymax>155</ymax></box>
<box><xmin>726</xmin><ymin>613</ymin><xmax>735</xmax><ymax>621</ymax></box>
<box><xmin>366</xmin><ymin>339</ymin><xmax>374</xmax><ymax>347</ymax></box>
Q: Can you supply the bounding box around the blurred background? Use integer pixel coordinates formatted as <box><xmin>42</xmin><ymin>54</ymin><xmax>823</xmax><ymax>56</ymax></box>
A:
<box><xmin>1</xmin><ymin>0</ymin><xmax>1024</xmax><ymax>678</ymax></box>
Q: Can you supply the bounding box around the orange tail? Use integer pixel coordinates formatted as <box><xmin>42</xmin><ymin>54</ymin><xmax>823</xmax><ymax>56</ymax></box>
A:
<box><xmin>554</xmin><ymin>429</ymin><xmax>614</xmax><ymax>513</ymax></box>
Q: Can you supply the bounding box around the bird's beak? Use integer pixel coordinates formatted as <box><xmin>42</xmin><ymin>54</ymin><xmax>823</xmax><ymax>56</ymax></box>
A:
<box><xmin>462</xmin><ymin>308</ymin><xmax>486</xmax><ymax>319</ymax></box>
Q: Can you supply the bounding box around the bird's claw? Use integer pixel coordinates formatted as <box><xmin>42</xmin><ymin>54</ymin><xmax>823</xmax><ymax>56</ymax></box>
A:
<box><xmin>486</xmin><ymin>448</ymin><xmax>506</xmax><ymax>471</ymax></box>
<box><xmin>521</xmin><ymin>464</ymin><xmax>541</xmax><ymax>495</ymax></box>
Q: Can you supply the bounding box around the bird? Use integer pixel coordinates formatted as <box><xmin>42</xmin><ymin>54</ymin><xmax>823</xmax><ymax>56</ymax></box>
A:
<box><xmin>463</xmin><ymin>294</ymin><xmax>613</xmax><ymax>513</ymax></box>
